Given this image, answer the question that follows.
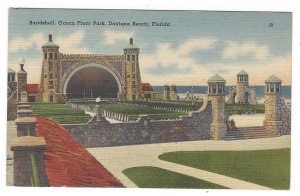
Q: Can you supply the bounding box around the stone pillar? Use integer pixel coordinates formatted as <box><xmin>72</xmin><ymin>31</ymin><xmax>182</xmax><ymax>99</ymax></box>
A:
<box><xmin>17</xmin><ymin>109</ymin><xmax>33</xmax><ymax>118</ymax></box>
<box><xmin>263</xmin><ymin>75</ymin><xmax>283</xmax><ymax>135</ymax></box>
<box><xmin>236</xmin><ymin>70</ymin><xmax>249</xmax><ymax>104</ymax></box>
<box><xmin>10</xmin><ymin>136</ymin><xmax>48</xmax><ymax>186</ymax></box>
<box><xmin>17</xmin><ymin>58</ymin><xmax>27</xmax><ymax>102</ymax></box>
<box><xmin>17</xmin><ymin>104</ymin><xmax>31</xmax><ymax>110</ymax></box>
<box><xmin>15</xmin><ymin>117</ymin><xmax>37</xmax><ymax>137</ymax></box>
<box><xmin>207</xmin><ymin>74</ymin><xmax>227</xmax><ymax>140</ymax></box>
<box><xmin>95</xmin><ymin>104</ymin><xmax>101</xmax><ymax>121</ymax></box>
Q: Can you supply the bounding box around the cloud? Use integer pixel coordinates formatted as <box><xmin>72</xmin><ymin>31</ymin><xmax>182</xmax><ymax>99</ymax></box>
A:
<box><xmin>103</xmin><ymin>30</ymin><xmax>134</xmax><ymax>44</ymax></box>
<box><xmin>56</xmin><ymin>31</ymin><xmax>92</xmax><ymax>54</ymax></box>
<box><xmin>9</xmin><ymin>31</ymin><xmax>92</xmax><ymax>54</ymax></box>
<box><xmin>140</xmin><ymin>37</ymin><xmax>218</xmax><ymax>85</ymax></box>
<box><xmin>9</xmin><ymin>33</ymin><xmax>45</xmax><ymax>53</ymax></box>
<box><xmin>141</xmin><ymin>53</ymin><xmax>291</xmax><ymax>85</ymax></box>
<box><xmin>141</xmin><ymin>37</ymin><xmax>217</xmax><ymax>70</ymax></box>
<box><xmin>222</xmin><ymin>41</ymin><xmax>270</xmax><ymax>60</ymax></box>
<box><xmin>177</xmin><ymin>38</ymin><xmax>217</xmax><ymax>55</ymax></box>
<box><xmin>140</xmin><ymin>38</ymin><xmax>290</xmax><ymax>85</ymax></box>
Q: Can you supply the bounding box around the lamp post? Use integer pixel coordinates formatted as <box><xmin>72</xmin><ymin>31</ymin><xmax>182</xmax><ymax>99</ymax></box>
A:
<box><xmin>95</xmin><ymin>97</ymin><xmax>101</xmax><ymax>121</ymax></box>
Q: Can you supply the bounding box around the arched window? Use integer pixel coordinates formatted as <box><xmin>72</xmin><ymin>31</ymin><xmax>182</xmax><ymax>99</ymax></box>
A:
<box><xmin>212</xmin><ymin>85</ymin><xmax>216</xmax><ymax>93</ymax></box>
<box><xmin>270</xmin><ymin>84</ymin><xmax>274</xmax><ymax>93</ymax></box>
<box><xmin>218</xmin><ymin>84</ymin><xmax>223</xmax><ymax>93</ymax></box>
<box><xmin>276</xmin><ymin>84</ymin><xmax>280</xmax><ymax>93</ymax></box>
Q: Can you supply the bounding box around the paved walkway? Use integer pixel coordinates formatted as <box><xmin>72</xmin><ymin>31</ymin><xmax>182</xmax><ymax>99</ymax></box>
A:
<box><xmin>230</xmin><ymin>114</ymin><xmax>265</xmax><ymax>127</ymax></box>
<box><xmin>88</xmin><ymin>135</ymin><xmax>290</xmax><ymax>189</ymax></box>
<box><xmin>6</xmin><ymin>121</ymin><xmax>16</xmax><ymax>186</ymax></box>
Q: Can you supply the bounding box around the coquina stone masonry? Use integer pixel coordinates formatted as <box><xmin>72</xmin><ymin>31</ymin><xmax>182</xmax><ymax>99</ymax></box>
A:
<box><xmin>207</xmin><ymin>74</ymin><xmax>227</xmax><ymax>140</ymax></box>
<box><xmin>264</xmin><ymin>75</ymin><xmax>291</xmax><ymax>135</ymax></box>
<box><xmin>10</xmin><ymin>101</ymin><xmax>49</xmax><ymax>186</ymax></box>
<box><xmin>63</xmin><ymin>99</ymin><xmax>212</xmax><ymax>148</ymax></box>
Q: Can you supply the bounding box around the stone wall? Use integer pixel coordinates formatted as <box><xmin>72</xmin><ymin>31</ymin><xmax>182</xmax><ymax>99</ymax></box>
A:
<box><xmin>264</xmin><ymin>94</ymin><xmax>291</xmax><ymax>135</ymax></box>
<box><xmin>279</xmin><ymin>99</ymin><xmax>291</xmax><ymax>135</ymax></box>
<box><xmin>63</xmin><ymin>100</ymin><xmax>212</xmax><ymax>147</ymax></box>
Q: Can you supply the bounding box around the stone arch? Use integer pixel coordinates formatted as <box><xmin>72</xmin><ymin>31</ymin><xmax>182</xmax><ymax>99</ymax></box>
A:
<box><xmin>62</xmin><ymin>63</ymin><xmax>122</xmax><ymax>96</ymax></box>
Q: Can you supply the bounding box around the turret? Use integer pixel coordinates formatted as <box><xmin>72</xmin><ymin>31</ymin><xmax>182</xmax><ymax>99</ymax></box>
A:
<box><xmin>123</xmin><ymin>38</ymin><xmax>141</xmax><ymax>100</ymax></box>
<box><xmin>236</xmin><ymin>70</ymin><xmax>249</xmax><ymax>104</ymax></box>
<box><xmin>163</xmin><ymin>84</ymin><xmax>170</xmax><ymax>100</ymax></box>
<box><xmin>40</xmin><ymin>34</ymin><xmax>60</xmax><ymax>102</ymax></box>
<box><xmin>207</xmin><ymin>74</ymin><xmax>226</xmax><ymax>140</ymax></box>
<box><xmin>264</xmin><ymin>75</ymin><xmax>283</xmax><ymax>135</ymax></box>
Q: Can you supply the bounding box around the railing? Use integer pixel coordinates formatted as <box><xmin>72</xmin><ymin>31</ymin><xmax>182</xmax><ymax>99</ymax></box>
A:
<box><xmin>30</xmin><ymin>154</ymin><xmax>40</xmax><ymax>187</ymax></box>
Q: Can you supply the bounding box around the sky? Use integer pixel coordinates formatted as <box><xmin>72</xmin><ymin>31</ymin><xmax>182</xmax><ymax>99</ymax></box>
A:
<box><xmin>8</xmin><ymin>8</ymin><xmax>292</xmax><ymax>85</ymax></box>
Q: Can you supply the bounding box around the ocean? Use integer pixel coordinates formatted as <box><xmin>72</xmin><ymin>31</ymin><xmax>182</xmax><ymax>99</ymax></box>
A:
<box><xmin>152</xmin><ymin>86</ymin><xmax>291</xmax><ymax>100</ymax></box>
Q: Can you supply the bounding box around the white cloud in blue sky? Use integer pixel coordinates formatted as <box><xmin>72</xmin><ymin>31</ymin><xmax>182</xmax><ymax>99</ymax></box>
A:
<box><xmin>8</xmin><ymin>9</ymin><xmax>292</xmax><ymax>85</ymax></box>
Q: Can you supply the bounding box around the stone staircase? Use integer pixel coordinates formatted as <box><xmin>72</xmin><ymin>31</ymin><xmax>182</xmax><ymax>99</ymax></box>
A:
<box><xmin>225</xmin><ymin>126</ymin><xmax>278</xmax><ymax>140</ymax></box>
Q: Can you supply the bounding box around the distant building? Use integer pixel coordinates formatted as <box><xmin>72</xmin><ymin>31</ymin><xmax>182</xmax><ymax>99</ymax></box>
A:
<box><xmin>27</xmin><ymin>84</ymin><xmax>39</xmax><ymax>102</ymax></box>
<box><xmin>7</xmin><ymin>68</ymin><xmax>17</xmax><ymax>120</ymax></box>
<box><xmin>141</xmin><ymin>83</ymin><xmax>153</xmax><ymax>100</ymax></box>
<box><xmin>163</xmin><ymin>84</ymin><xmax>178</xmax><ymax>100</ymax></box>
<box><xmin>227</xmin><ymin>70</ymin><xmax>257</xmax><ymax>104</ymax></box>
<box><xmin>8</xmin><ymin>68</ymin><xmax>17</xmax><ymax>95</ymax></box>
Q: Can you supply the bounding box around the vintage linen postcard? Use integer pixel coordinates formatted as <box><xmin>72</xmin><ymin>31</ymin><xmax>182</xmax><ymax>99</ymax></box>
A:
<box><xmin>7</xmin><ymin>8</ymin><xmax>291</xmax><ymax>189</ymax></box>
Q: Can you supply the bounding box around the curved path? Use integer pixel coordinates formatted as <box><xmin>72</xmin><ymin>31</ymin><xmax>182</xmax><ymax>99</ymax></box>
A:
<box><xmin>88</xmin><ymin>135</ymin><xmax>290</xmax><ymax>189</ymax></box>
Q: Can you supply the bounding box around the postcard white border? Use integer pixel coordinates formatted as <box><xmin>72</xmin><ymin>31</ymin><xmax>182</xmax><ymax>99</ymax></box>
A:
<box><xmin>1</xmin><ymin>1</ymin><xmax>299</xmax><ymax>196</ymax></box>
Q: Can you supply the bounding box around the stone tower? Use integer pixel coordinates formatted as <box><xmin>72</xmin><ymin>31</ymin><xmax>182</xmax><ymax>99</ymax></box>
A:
<box><xmin>170</xmin><ymin>84</ymin><xmax>177</xmax><ymax>100</ymax></box>
<box><xmin>123</xmin><ymin>38</ymin><xmax>142</xmax><ymax>100</ymax></box>
<box><xmin>236</xmin><ymin>70</ymin><xmax>249</xmax><ymax>104</ymax></box>
<box><xmin>40</xmin><ymin>34</ymin><xmax>60</xmax><ymax>102</ymax></box>
<box><xmin>207</xmin><ymin>74</ymin><xmax>227</xmax><ymax>140</ymax></box>
<box><xmin>163</xmin><ymin>84</ymin><xmax>170</xmax><ymax>100</ymax></box>
<box><xmin>263</xmin><ymin>75</ymin><xmax>283</xmax><ymax>135</ymax></box>
<box><xmin>17</xmin><ymin>57</ymin><xmax>27</xmax><ymax>102</ymax></box>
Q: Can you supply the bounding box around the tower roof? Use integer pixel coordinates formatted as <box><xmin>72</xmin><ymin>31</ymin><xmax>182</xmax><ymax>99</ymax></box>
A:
<box><xmin>42</xmin><ymin>34</ymin><xmax>59</xmax><ymax>48</ymax></box>
<box><xmin>124</xmin><ymin>37</ymin><xmax>139</xmax><ymax>50</ymax></box>
<box><xmin>207</xmin><ymin>74</ymin><xmax>226</xmax><ymax>83</ymax></box>
<box><xmin>237</xmin><ymin>70</ymin><xmax>248</xmax><ymax>76</ymax></box>
<box><xmin>8</xmin><ymin>68</ymin><xmax>16</xmax><ymax>74</ymax></box>
<box><xmin>265</xmin><ymin>75</ymin><xmax>282</xmax><ymax>83</ymax></box>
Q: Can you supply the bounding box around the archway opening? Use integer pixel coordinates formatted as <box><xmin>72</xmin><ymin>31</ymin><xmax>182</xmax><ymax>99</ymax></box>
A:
<box><xmin>245</xmin><ymin>92</ymin><xmax>250</xmax><ymax>104</ymax></box>
<box><xmin>233</xmin><ymin>93</ymin><xmax>236</xmax><ymax>104</ymax></box>
<box><xmin>66</xmin><ymin>66</ymin><xmax>119</xmax><ymax>99</ymax></box>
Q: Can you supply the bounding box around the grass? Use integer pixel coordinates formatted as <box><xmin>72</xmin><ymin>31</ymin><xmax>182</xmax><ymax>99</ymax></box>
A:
<box><xmin>29</xmin><ymin>102</ymin><xmax>91</xmax><ymax>124</ymax></box>
<box><xmin>122</xmin><ymin>166</ymin><xmax>227</xmax><ymax>189</ymax></box>
<box><xmin>225</xmin><ymin>104</ymin><xmax>265</xmax><ymax>114</ymax></box>
<box><xmin>159</xmin><ymin>149</ymin><xmax>290</xmax><ymax>189</ymax></box>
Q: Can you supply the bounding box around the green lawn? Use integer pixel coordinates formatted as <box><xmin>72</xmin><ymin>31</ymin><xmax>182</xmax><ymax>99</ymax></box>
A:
<box><xmin>123</xmin><ymin>166</ymin><xmax>227</xmax><ymax>189</ymax></box>
<box><xmin>159</xmin><ymin>149</ymin><xmax>290</xmax><ymax>189</ymax></box>
<box><xmin>225</xmin><ymin>104</ymin><xmax>265</xmax><ymax>114</ymax></box>
<box><xmin>29</xmin><ymin>102</ymin><xmax>91</xmax><ymax>124</ymax></box>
